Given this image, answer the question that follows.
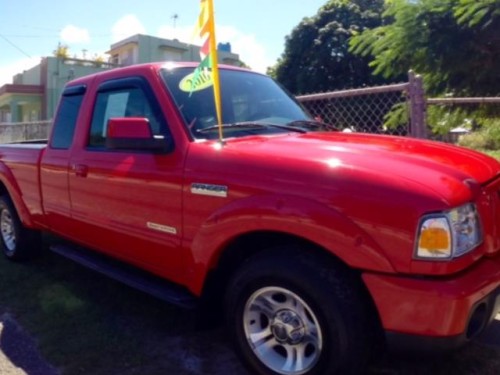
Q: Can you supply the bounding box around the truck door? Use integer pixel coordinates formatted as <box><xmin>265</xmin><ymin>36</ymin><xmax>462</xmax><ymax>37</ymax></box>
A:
<box><xmin>68</xmin><ymin>76</ymin><xmax>184</xmax><ymax>280</ymax></box>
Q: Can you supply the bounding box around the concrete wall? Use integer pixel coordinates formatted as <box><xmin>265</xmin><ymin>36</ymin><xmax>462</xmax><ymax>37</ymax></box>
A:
<box><xmin>19</xmin><ymin>64</ymin><xmax>42</xmax><ymax>85</ymax></box>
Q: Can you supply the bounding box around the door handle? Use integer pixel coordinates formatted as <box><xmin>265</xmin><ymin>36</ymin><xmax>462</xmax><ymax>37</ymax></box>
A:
<box><xmin>72</xmin><ymin>164</ymin><xmax>89</xmax><ymax>178</ymax></box>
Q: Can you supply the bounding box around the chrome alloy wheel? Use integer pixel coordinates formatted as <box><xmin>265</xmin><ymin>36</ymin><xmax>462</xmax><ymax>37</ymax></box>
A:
<box><xmin>243</xmin><ymin>286</ymin><xmax>323</xmax><ymax>375</ymax></box>
<box><xmin>0</xmin><ymin>208</ymin><xmax>16</xmax><ymax>253</ymax></box>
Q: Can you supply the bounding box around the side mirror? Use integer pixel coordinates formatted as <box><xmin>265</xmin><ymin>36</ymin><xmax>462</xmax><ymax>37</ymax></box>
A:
<box><xmin>105</xmin><ymin>117</ymin><xmax>171</xmax><ymax>152</ymax></box>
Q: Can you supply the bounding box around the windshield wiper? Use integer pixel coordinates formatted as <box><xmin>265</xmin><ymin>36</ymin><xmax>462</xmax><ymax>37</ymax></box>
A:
<box><xmin>285</xmin><ymin>120</ymin><xmax>336</xmax><ymax>131</ymax></box>
<box><xmin>196</xmin><ymin>122</ymin><xmax>265</xmax><ymax>133</ymax></box>
<box><xmin>196</xmin><ymin>122</ymin><xmax>307</xmax><ymax>134</ymax></box>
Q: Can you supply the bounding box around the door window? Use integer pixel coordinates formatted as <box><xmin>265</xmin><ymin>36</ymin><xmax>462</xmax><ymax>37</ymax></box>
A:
<box><xmin>89</xmin><ymin>78</ymin><xmax>168</xmax><ymax>149</ymax></box>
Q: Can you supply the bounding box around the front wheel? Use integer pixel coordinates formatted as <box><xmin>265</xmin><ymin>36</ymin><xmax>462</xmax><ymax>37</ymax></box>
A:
<box><xmin>0</xmin><ymin>195</ymin><xmax>41</xmax><ymax>261</ymax></box>
<box><xmin>225</xmin><ymin>248</ymin><xmax>376</xmax><ymax>375</ymax></box>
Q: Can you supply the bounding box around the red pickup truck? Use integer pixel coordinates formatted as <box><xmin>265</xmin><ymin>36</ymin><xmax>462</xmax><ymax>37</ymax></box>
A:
<box><xmin>0</xmin><ymin>62</ymin><xmax>499</xmax><ymax>375</ymax></box>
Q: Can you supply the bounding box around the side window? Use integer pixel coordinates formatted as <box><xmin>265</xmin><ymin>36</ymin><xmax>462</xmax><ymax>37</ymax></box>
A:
<box><xmin>50</xmin><ymin>86</ymin><xmax>85</xmax><ymax>149</ymax></box>
<box><xmin>89</xmin><ymin>82</ymin><xmax>165</xmax><ymax>149</ymax></box>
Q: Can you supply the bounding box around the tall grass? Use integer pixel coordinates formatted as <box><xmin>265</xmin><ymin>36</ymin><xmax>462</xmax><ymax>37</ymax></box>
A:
<box><xmin>458</xmin><ymin>119</ymin><xmax>500</xmax><ymax>160</ymax></box>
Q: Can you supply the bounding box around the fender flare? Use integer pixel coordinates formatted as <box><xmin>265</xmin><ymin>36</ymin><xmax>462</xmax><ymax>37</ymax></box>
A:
<box><xmin>185</xmin><ymin>193</ymin><xmax>395</xmax><ymax>295</ymax></box>
<box><xmin>0</xmin><ymin>162</ymin><xmax>35</xmax><ymax>227</ymax></box>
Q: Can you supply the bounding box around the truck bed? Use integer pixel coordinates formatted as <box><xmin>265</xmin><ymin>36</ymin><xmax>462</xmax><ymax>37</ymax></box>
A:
<box><xmin>4</xmin><ymin>139</ymin><xmax>48</xmax><ymax>145</ymax></box>
<box><xmin>0</xmin><ymin>142</ymin><xmax>47</xmax><ymax>225</ymax></box>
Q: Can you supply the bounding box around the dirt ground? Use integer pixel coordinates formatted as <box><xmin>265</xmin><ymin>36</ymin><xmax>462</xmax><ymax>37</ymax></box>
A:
<box><xmin>1</xmin><ymin>309</ymin><xmax>499</xmax><ymax>375</ymax></box>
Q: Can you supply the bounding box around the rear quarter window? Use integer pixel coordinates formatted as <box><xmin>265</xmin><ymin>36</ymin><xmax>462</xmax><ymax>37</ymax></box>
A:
<box><xmin>50</xmin><ymin>85</ymin><xmax>85</xmax><ymax>149</ymax></box>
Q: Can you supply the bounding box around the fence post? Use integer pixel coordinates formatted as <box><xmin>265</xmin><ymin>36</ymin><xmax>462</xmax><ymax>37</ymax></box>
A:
<box><xmin>408</xmin><ymin>71</ymin><xmax>427</xmax><ymax>139</ymax></box>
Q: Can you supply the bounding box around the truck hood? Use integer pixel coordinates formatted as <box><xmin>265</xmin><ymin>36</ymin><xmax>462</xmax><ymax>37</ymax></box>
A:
<box><xmin>224</xmin><ymin>132</ymin><xmax>500</xmax><ymax>205</ymax></box>
<box><xmin>187</xmin><ymin>132</ymin><xmax>500</xmax><ymax>275</ymax></box>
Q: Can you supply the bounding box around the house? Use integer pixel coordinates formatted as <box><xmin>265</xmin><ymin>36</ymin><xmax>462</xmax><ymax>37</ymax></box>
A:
<box><xmin>0</xmin><ymin>34</ymin><xmax>241</xmax><ymax>124</ymax></box>
<box><xmin>108</xmin><ymin>34</ymin><xmax>240</xmax><ymax>67</ymax></box>
<box><xmin>0</xmin><ymin>84</ymin><xmax>44</xmax><ymax>123</ymax></box>
<box><xmin>0</xmin><ymin>57</ymin><xmax>118</xmax><ymax>124</ymax></box>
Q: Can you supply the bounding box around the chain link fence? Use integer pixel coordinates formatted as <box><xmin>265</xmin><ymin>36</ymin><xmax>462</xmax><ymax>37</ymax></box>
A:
<box><xmin>425</xmin><ymin>98</ymin><xmax>500</xmax><ymax>158</ymax></box>
<box><xmin>297</xmin><ymin>84</ymin><xmax>410</xmax><ymax>136</ymax></box>
<box><xmin>296</xmin><ymin>72</ymin><xmax>428</xmax><ymax>138</ymax></box>
<box><xmin>296</xmin><ymin>73</ymin><xmax>499</xmax><ymax>160</ymax></box>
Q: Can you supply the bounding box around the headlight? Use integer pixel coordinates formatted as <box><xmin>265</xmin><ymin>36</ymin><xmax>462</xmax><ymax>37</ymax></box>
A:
<box><xmin>415</xmin><ymin>203</ymin><xmax>482</xmax><ymax>260</ymax></box>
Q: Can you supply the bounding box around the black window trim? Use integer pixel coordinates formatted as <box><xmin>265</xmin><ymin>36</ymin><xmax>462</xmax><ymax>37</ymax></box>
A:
<box><xmin>87</xmin><ymin>76</ymin><xmax>174</xmax><ymax>154</ymax></box>
<box><xmin>49</xmin><ymin>85</ymin><xmax>86</xmax><ymax>150</ymax></box>
<box><xmin>63</xmin><ymin>84</ymin><xmax>86</xmax><ymax>97</ymax></box>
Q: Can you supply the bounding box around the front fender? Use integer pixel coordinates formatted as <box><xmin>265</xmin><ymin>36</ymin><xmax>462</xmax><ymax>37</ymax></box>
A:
<box><xmin>185</xmin><ymin>194</ymin><xmax>395</xmax><ymax>295</ymax></box>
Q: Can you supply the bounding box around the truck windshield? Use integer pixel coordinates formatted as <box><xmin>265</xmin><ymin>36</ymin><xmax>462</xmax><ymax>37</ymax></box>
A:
<box><xmin>160</xmin><ymin>66</ymin><xmax>315</xmax><ymax>140</ymax></box>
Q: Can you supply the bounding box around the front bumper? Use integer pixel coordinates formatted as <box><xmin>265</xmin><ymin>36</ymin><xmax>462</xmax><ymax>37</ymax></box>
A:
<box><xmin>363</xmin><ymin>254</ymin><xmax>500</xmax><ymax>347</ymax></box>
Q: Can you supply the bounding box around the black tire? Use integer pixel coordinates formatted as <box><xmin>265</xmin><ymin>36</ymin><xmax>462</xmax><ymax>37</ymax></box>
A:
<box><xmin>0</xmin><ymin>195</ymin><xmax>41</xmax><ymax>261</ymax></box>
<box><xmin>225</xmin><ymin>247</ymin><xmax>376</xmax><ymax>375</ymax></box>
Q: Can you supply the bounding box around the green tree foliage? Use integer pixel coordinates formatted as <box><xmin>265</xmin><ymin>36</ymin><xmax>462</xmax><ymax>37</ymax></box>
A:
<box><xmin>271</xmin><ymin>0</ymin><xmax>395</xmax><ymax>95</ymax></box>
<box><xmin>349</xmin><ymin>0</ymin><xmax>500</xmax><ymax>96</ymax></box>
<box><xmin>454</xmin><ymin>0</ymin><xmax>500</xmax><ymax>27</ymax></box>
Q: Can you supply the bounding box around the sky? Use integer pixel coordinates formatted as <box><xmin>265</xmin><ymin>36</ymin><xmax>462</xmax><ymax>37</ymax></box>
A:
<box><xmin>0</xmin><ymin>0</ymin><xmax>327</xmax><ymax>86</ymax></box>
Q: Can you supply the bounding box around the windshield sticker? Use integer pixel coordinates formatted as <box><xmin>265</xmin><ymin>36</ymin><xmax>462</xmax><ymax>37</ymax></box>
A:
<box><xmin>179</xmin><ymin>70</ymin><xmax>213</xmax><ymax>93</ymax></box>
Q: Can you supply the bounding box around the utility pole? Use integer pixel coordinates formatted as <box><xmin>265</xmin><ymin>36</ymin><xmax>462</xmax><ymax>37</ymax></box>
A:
<box><xmin>171</xmin><ymin>14</ymin><xmax>179</xmax><ymax>39</ymax></box>
<box><xmin>172</xmin><ymin>13</ymin><xmax>179</xmax><ymax>29</ymax></box>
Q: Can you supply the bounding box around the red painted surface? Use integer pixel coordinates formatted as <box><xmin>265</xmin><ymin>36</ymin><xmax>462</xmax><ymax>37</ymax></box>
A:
<box><xmin>107</xmin><ymin>118</ymin><xmax>153</xmax><ymax>139</ymax></box>
<box><xmin>0</xmin><ymin>62</ymin><xmax>499</xmax><ymax>339</ymax></box>
<box><xmin>363</xmin><ymin>253</ymin><xmax>500</xmax><ymax>336</ymax></box>
<box><xmin>0</xmin><ymin>84</ymin><xmax>44</xmax><ymax>95</ymax></box>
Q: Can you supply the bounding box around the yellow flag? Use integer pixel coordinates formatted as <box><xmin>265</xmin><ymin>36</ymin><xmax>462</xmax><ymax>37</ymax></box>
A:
<box><xmin>193</xmin><ymin>0</ymin><xmax>224</xmax><ymax>142</ymax></box>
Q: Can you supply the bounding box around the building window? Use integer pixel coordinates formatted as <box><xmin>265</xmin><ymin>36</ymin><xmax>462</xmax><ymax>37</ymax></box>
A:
<box><xmin>30</xmin><ymin>110</ymin><xmax>40</xmax><ymax>121</ymax></box>
<box><xmin>163</xmin><ymin>49</ymin><xmax>182</xmax><ymax>62</ymax></box>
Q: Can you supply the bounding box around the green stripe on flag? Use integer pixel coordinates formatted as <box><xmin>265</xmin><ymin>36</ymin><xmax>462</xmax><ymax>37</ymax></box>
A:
<box><xmin>190</xmin><ymin>56</ymin><xmax>211</xmax><ymax>96</ymax></box>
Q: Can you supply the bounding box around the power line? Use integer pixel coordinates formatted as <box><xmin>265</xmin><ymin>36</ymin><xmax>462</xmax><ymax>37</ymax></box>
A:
<box><xmin>0</xmin><ymin>33</ymin><xmax>32</xmax><ymax>58</ymax></box>
<box><xmin>0</xmin><ymin>34</ymin><xmax>59</xmax><ymax>38</ymax></box>
<box><xmin>0</xmin><ymin>33</ymin><xmax>115</xmax><ymax>39</ymax></box>
<box><xmin>19</xmin><ymin>25</ymin><xmax>61</xmax><ymax>32</ymax></box>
